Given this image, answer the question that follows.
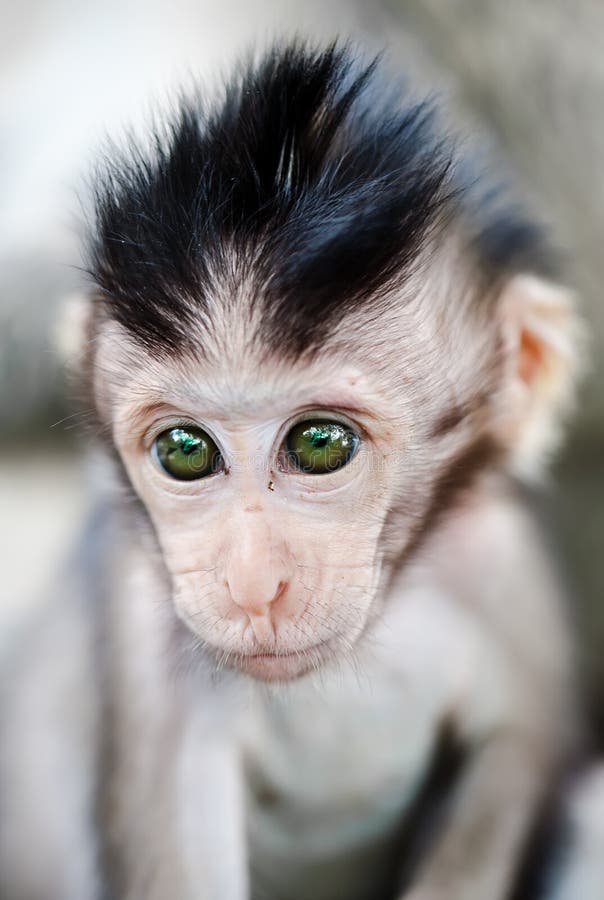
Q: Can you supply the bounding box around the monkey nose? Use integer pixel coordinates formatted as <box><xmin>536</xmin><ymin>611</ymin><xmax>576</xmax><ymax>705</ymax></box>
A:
<box><xmin>224</xmin><ymin>520</ymin><xmax>292</xmax><ymax>626</ymax></box>
<box><xmin>228</xmin><ymin>578</ymin><xmax>288</xmax><ymax>620</ymax></box>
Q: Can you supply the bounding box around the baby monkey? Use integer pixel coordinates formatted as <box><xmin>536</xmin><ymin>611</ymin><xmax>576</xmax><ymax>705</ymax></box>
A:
<box><xmin>0</xmin><ymin>41</ymin><xmax>597</xmax><ymax>900</ymax></box>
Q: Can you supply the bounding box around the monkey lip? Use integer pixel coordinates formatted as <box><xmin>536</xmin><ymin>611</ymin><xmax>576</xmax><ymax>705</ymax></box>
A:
<box><xmin>245</xmin><ymin>640</ymin><xmax>327</xmax><ymax>660</ymax></box>
<box><xmin>236</xmin><ymin>642</ymin><xmax>328</xmax><ymax>681</ymax></box>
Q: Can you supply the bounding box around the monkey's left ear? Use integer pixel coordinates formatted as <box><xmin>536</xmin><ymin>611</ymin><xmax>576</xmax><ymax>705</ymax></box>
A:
<box><xmin>53</xmin><ymin>293</ymin><xmax>93</xmax><ymax>367</ymax></box>
<box><xmin>495</xmin><ymin>274</ymin><xmax>584</xmax><ymax>481</ymax></box>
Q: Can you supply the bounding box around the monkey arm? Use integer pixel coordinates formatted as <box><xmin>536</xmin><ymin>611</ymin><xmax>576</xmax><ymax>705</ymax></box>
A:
<box><xmin>174</xmin><ymin>716</ymin><xmax>249</xmax><ymax>900</ymax></box>
<box><xmin>399</xmin><ymin>497</ymin><xmax>577</xmax><ymax>900</ymax></box>
<box><xmin>0</xmin><ymin>590</ymin><xmax>101</xmax><ymax>900</ymax></box>
<box><xmin>400</xmin><ymin>731</ymin><xmax>555</xmax><ymax>900</ymax></box>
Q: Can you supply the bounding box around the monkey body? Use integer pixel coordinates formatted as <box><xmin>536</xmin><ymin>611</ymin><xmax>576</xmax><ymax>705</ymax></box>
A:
<box><xmin>0</xmin><ymin>41</ymin><xmax>595</xmax><ymax>900</ymax></box>
<box><xmin>56</xmin><ymin>476</ymin><xmax>568</xmax><ymax>900</ymax></box>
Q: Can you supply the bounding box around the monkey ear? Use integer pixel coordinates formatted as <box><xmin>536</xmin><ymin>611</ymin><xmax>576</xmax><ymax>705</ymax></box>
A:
<box><xmin>496</xmin><ymin>274</ymin><xmax>585</xmax><ymax>481</ymax></box>
<box><xmin>52</xmin><ymin>293</ymin><xmax>93</xmax><ymax>369</ymax></box>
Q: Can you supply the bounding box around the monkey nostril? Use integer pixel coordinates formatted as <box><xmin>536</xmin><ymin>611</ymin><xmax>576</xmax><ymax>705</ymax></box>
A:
<box><xmin>271</xmin><ymin>580</ymin><xmax>288</xmax><ymax>605</ymax></box>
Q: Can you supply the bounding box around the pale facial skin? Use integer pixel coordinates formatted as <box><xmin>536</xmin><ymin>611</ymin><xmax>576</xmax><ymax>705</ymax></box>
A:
<box><xmin>108</xmin><ymin>347</ymin><xmax>408</xmax><ymax>681</ymax></box>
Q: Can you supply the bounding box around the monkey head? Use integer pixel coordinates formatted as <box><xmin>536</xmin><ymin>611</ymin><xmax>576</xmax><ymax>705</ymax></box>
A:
<box><xmin>85</xmin><ymin>44</ymin><xmax>580</xmax><ymax>681</ymax></box>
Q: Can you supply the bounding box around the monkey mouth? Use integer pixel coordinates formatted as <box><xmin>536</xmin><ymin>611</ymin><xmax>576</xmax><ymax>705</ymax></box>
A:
<box><xmin>231</xmin><ymin>641</ymin><xmax>329</xmax><ymax>682</ymax></box>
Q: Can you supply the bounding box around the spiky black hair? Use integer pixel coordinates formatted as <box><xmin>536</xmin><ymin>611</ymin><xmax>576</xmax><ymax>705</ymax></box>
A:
<box><xmin>88</xmin><ymin>41</ymin><xmax>550</xmax><ymax>356</ymax></box>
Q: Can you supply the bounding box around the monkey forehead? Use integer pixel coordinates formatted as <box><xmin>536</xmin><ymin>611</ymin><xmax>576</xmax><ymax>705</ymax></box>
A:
<box><xmin>93</xmin><ymin>319</ymin><xmax>407</xmax><ymax>431</ymax></box>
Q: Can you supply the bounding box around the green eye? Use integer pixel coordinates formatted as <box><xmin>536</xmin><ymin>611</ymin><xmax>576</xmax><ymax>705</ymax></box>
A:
<box><xmin>285</xmin><ymin>419</ymin><xmax>359</xmax><ymax>475</ymax></box>
<box><xmin>153</xmin><ymin>426</ymin><xmax>223</xmax><ymax>481</ymax></box>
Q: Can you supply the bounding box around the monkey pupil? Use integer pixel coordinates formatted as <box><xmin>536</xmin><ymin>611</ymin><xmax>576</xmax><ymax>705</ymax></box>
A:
<box><xmin>180</xmin><ymin>436</ymin><xmax>198</xmax><ymax>454</ymax></box>
<box><xmin>309</xmin><ymin>429</ymin><xmax>331</xmax><ymax>448</ymax></box>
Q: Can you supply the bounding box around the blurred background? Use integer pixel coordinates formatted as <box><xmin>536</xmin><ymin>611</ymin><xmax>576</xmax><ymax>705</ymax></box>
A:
<box><xmin>1</xmin><ymin>0</ymin><xmax>602</xmax><ymax>722</ymax></box>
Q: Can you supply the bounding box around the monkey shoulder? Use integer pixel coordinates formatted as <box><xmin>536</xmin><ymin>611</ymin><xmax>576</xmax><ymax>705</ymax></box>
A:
<box><xmin>381</xmin><ymin>486</ymin><xmax>575</xmax><ymax>739</ymax></box>
<box><xmin>421</xmin><ymin>487</ymin><xmax>574</xmax><ymax>681</ymax></box>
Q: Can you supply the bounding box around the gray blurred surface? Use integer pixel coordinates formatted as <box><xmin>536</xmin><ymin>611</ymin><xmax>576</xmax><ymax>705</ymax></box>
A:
<box><xmin>1</xmin><ymin>1</ymin><xmax>602</xmax><ymax>710</ymax></box>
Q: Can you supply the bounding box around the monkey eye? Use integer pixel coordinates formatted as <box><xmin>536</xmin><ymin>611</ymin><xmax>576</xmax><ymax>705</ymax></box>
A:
<box><xmin>284</xmin><ymin>419</ymin><xmax>359</xmax><ymax>475</ymax></box>
<box><xmin>153</xmin><ymin>426</ymin><xmax>223</xmax><ymax>481</ymax></box>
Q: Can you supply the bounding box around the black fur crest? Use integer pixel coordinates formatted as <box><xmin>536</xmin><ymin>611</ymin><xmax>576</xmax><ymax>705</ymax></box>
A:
<box><xmin>88</xmin><ymin>41</ymin><xmax>548</xmax><ymax>355</ymax></box>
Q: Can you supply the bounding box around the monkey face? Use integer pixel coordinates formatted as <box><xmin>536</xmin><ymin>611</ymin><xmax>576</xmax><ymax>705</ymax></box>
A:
<box><xmin>97</xmin><ymin>320</ymin><xmax>430</xmax><ymax>681</ymax></box>
<box><xmin>92</xmin><ymin>259</ymin><xmax>577</xmax><ymax>683</ymax></box>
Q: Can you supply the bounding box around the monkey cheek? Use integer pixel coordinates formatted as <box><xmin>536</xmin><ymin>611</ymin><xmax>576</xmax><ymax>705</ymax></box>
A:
<box><xmin>170</xmin><ymin>575</ymin><xmax>230</xmax><ymax>641</ymax></box>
